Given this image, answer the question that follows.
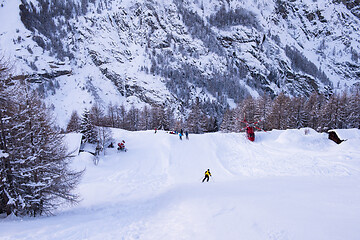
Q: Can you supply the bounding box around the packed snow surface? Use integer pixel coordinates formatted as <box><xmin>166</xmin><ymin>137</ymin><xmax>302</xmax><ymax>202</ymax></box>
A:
<box><xmin>1</xmin><ymin>128</ymin><xmax>360</xmax><ymax>240</ymax></box>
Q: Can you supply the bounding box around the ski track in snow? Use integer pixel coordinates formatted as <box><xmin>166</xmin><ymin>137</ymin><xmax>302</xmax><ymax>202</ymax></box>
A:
<box><xmin>1</xmin><ymin>129</ymin><xmax>360</xmax><ymax>240</ymax></box>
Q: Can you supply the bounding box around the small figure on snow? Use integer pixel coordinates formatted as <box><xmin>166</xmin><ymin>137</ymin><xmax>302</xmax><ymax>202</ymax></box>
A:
<box><xmin>202</xmin><ymin>169</ymin><xmax>211</xmax><ymax>182</ymax></box>
<box><xmin>117</xmin><ymin>140</ymin><xmax>126</xmax><ymax>152</ymax></box>
<box><xmin>155</xmin><ymin>128</ymin><xmax>157</xmax><ymax>134</ymax></box>
<box><xmin>108</xmin><ymin>142</ymin><xmax>114</xmax><ymax>148</ymax></box>
<box><xmin>179</xmin><ymin>132</ymin><xmax>183</xmax><ymax>140</ymax></box>
<box><xmin>95</xmin><ymin>145</ymin><xmax>102</xmax><ymax>155</ymax></box>
<box><xmin>185</xmin><ymin>131</ymin><xmax>189</xmax><ymax>140</ymax></box>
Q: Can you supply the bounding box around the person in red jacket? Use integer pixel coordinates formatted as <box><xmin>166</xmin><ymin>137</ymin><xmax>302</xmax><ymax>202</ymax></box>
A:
<box><xmin>118</xmin><ymin>140</ymin><xmax>125</xmax><ymax>151</ymax></box>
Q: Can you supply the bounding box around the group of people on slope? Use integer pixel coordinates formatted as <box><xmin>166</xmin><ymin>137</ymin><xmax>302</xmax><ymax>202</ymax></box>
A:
<box><xmin>178</xmin><ymin>129</ymin><xmax>189</xmax><ymax>140</ymax></box>
<box><xmin>108</xmin><ymin>140</ymin><xmax>127</xmax><ymax>152</ymax></box>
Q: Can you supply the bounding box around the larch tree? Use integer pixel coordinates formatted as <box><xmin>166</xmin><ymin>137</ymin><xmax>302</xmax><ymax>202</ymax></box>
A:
<box><xmin>219</xmin><ymin>108</ymin><xmax>235</xmax><ymax>132</ymax></box>
<box><xmin>66</xmin><ymin>110</ymin><xmax>81</xmax><ymax>133</ymax></box>
<box><xmin>254</xmin><ymin>94</ymin><xmax>272</xmax><ymax>131</ymax></box>
<box><xmin>288</xmin><ymin>96</ymin><xmax>307</xmax><ymax>129</ymax></box>
<box><xmin>3</xmin><ymin>83</ymin><xmax>82</xmax><ymax>216</ymax></box>
<box><xmin>125</xmin><ymin>106</ymin><xmax>140</xmax><ymax>131</ymax></box>
<box><xmin>115</xmin><ymin>104</ymin><xmax>126</xmax><ymax>129</ymax></box>
<box><xmin>319</xmin><ymin>93</ymin><xmax>341</xmax><ymax>130</ymax></box>
<box><xmin>1</xmin><ymin>56</ymin><xmax>18</xmax><ymax>216</ymax></box>
<box><xmin>139</xmin><ymin>105</ymin><xmax>151</xmax><ymax>130</ymax></box>
<box><xmin>187</xmin><ymin>97</ymin><xmax>207</xmax><ymax>133</ymax></box>
<box><xmin>106</xmin><ymin>102</ymin><xmax>117</xmax><ymax>128</ymax></box>
<box><xmin>163</xmin><ymin>107</ymin><xmax>174</xmax><ymax>131</ymax></box>
<box><xmin>90</xmin><ymin>102</ymin><xmax>105</xmax><ymax>126</ymax></box>
<box><xmin>267</xmin><ymin>92</ymin><xmax>290</xmax><ymax>130</ymax></box>
<box><xmin>150</xmin><ymin>106</ymin><xmax>163</xmax><ymax>130</ymax></box>
<box><xmin>347</xmin><ymin>91</ymin><xmax>360</xmax><ymax>128</ymax></box>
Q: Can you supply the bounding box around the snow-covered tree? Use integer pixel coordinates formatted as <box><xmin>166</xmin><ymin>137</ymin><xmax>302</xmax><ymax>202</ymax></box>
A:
<box><xmin>2</xmin><ymin>83</ymin><xmax>82</xmax><ymax>216</ymax></box>
<box><xmin>80</xmin><ymin>108</ymin><xmax>97</xmax><ymax>144</ymax></box>
<box><xmin>97</xmin><ymin>126</ymin><xmax>113</xmax><ymax>155</ymax></box>
<box><xmin>0</xmin><ymin>56</ymin><xmax>17</xmax><ymax>216</ymax></box>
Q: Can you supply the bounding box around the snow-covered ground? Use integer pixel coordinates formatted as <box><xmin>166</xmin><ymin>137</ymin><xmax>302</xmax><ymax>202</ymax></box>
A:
<box><xmin>1</xmin><ymin>128</ymin><xmax>360</xmax><ymax>240</ymax></box>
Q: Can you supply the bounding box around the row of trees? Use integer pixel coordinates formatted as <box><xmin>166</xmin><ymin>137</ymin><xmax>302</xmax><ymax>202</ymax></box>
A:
<box><xmin>221</xmin><ymin>91</ymin><xmax>360</xmax><ymax>132</ymax></box>
<box><xmin>66</xmin><ymin>97</ymin><xmax>219</xmax><ymax>138</ymax></box>
<box><xmin>0</xmin><ymin>59</ymin><xmax>82</xmax><ymax>217</ymax></box>
<box><xmin>66</xmin><ymin>90</ymin><xmax>359</xmax><ymax>140</ymax></box>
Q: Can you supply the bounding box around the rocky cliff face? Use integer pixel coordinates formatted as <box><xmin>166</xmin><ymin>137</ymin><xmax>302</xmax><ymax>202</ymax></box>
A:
<box><xmin>0</xmin><ymin>0</ymin><xmax>359</xmax><ymax>123</ymax></box>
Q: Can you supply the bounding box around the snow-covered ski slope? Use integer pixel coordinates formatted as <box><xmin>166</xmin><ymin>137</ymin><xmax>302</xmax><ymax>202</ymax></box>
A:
<box><xmin>1</xmin><ymin>128</ymin><xmax>360</xmax><ymax>240</ymax></box>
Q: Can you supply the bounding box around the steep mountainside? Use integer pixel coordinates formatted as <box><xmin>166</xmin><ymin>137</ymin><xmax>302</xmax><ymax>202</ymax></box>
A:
<box><xmin>0</xmin><ymin>0</ymin><xmax>359</xmax><ymax>125</ymax></box>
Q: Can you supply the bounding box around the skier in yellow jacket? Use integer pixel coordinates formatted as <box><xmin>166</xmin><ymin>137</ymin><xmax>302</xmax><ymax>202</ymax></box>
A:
<box><xmin>202</xmin><ymin>169</ymin><xmax>211</xmax><ymax>182</ymax></box>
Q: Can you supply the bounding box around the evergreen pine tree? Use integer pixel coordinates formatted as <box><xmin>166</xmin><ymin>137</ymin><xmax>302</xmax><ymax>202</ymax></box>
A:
<box><xmin>338</xmin><ymin>92</ymin><xmax>349</xmax><ymax>129</ymax></box>
<box><xmin>80</xmin><ymin>109</ymin><xmax>97</xmax><ymax>143</ymax></box>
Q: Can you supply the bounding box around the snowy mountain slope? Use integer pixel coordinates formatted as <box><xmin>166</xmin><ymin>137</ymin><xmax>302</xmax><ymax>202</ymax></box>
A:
<box><xmin>0</xmin><ymin>0</ymin><xmax>360</xmax><ymax>124</ymax></box>
<box><xmin>1</xmin><ymin>129</ymin><xmax>360</xmax><ymax>240</ymax></box>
